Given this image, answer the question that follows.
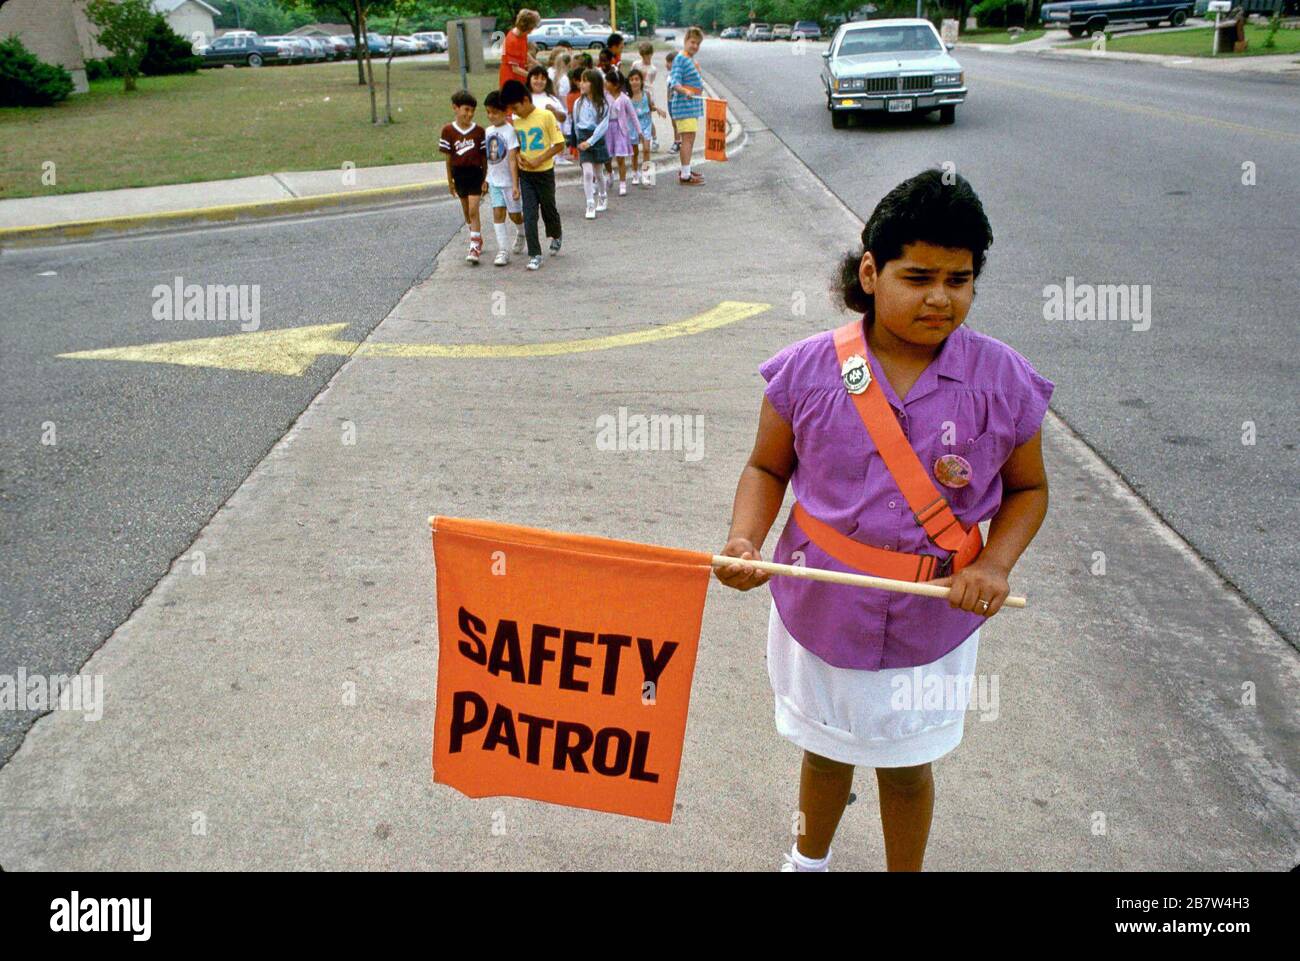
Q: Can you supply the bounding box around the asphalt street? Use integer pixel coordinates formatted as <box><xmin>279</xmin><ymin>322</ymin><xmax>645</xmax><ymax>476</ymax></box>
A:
<box><xmin>702</xmin><ymin>39</ymin><xmax>1300</xmax><ymax>646</ymax></box>
<box><xmin>0</xmin><ymin>200</ymin><xmax>465</xmax><ymax>762</ymax></box>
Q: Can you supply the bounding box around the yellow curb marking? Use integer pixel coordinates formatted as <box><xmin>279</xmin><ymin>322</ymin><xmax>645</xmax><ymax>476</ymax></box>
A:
<box><xmin>58</xmin><ymin>301</ymin><xmax>772</xmax><ymax>377</ymax></box>
<box><xmin>1</xmin><ymin>180</ymin><xmax>449</xmax><ymax>243</ymax></box>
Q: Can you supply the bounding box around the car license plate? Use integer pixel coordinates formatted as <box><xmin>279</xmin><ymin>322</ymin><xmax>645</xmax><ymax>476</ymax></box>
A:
<box><xmin>887</xmin><ymin>98</ymin><xmax>912</xmax><ymax>113</ymax></box>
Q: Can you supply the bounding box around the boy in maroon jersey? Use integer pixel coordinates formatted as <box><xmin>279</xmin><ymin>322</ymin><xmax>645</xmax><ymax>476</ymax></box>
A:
<box><xmin>439</xmin><ymin>89</ymin><xmax>488</xmax><ymax>264</ymax></box>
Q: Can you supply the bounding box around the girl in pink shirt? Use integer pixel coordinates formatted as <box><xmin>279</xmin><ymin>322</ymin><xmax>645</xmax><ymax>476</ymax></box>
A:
<box><xmin>602</xmin><ymin>70</ymin><xmax>641</xmax><ymax>198</ymax></box>
<box><xmin>716</xmin><ymin>169</ymin><xmax>1054</xmax><ymax>872</ymax></box>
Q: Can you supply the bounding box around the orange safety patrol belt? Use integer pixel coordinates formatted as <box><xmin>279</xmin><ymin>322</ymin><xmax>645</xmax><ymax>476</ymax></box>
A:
<box><xmin>790</xmin><ymin>320</ymin><xmax>983</xmax><ymax>583</ymax></box>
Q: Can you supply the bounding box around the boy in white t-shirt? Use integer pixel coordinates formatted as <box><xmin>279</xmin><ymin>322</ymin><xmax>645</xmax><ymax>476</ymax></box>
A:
<box><xmin>483</xmin><ymin>90</ymin><xmax>525</xmax><ymax>266</ymax></box>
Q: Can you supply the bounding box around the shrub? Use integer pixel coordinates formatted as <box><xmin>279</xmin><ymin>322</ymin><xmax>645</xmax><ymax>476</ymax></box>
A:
<box><xmin>84</xmin><ymin>56</ymin><xmax>127</xmax><ymax>81</ymax></box>
<box><xmin>971</xmin><ymin>0</ymin><xmax>1028</xmax><ymax>28</ymax></box>
<box><xmin>0</xmin><ymin>35</ymin><xmax>76</xmax><ymax>106</ymax></box>
<box><xmin>139</xmin><ymin>14</ymin><xmax>203</xmax><ymax>75</ymax></box>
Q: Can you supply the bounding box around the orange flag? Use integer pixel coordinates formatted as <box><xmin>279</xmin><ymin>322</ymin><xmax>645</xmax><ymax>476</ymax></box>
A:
<box><xmin>430</xmin><ymin>517</ymin><xmax>711</xmax><ymax>823</ymax></box>
<box><xmin>704</xmin><ymin>98</ymin><xmax>728</xmax><ymax>162</ymax></box>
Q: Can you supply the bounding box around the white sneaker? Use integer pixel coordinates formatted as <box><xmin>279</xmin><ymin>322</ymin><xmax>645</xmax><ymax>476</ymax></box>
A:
<box><xmin>585</xmin><ymin>201</ymin><xmax>596</xmax><ymax>219</ymax></box>
<box><xmin>596</xmin><ymin>194</ymin><xmax>607</xmax><ymax>212</ymax></box>
<box><xmin>527</xmin><ymin>255</ymin><xmax>542</xmax><ymax>271</ymax></box>
<box><xmin>512</xmin><ymin>232</ymin><xmax>525</xmax><ymax>254</ymax></box>
<box><xmin>493</xmin><ymin>250</ymin><xmax>509</xmax><ymax>266</ymax></box>
<box><xmin>618</xmin><ymin>181</ymin><xmax>627</xmax><ymax>196</ymax></box>
<box><xmin>631</xmin><ymin>171</ymin><xmax>640</xmax><ymax>185</ymax></box>
<box><xmin>780</xmin><ymin>844</ymin><xmax>831</xmax><ymax>872</ymax></box>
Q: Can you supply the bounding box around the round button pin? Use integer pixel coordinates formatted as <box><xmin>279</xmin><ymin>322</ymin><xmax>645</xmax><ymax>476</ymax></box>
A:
<box><xmin>933</xmin><ymin>453</ymin><xmax>973</xmax><ymax>489</ymax></box>
<box><xmin>841</xmin><ymin>354</ymin><xmax>870</xmax><ymax>395</ymax></box>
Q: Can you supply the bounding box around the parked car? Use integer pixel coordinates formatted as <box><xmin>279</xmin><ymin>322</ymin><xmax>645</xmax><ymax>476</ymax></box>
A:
<box><xmin>1041</xmin><ymin>0</ymin><xmax>1194</xmax><ymax>36</ymax></box>
<box><xmin>791</xmin><ymin>20</ymin><xmax>823</xmax><ymax>41</ymax></box>
<box><xmin>364</xmin><ymin>32</ymin><xmax>392</xmax><ymax>55</ymax></box>
<box><xmin>291</xmin><ymin>37</ymin><xmax>326</xmax><ymax>61</ymax></box>
<box><xmin>260</xmin><ymin>37</ymin><xmax>306</xmax><ymax>63</ymax></box>
<box><xmin>532</xmin><ymin>23</ymin><xmax>606</xmax><ymax>50</ymax></box>
<box><xmin>200</xmin><ymin>34</ymin><xmax>284</xmax><ymax>67</ymax></box>
<box><xmin>747</xmin><ymin>22</ymin><xmax>774</xmax><ymax>40</ymax></box>
<box><xmin>821</xmin><ymin>19</ymin><xmax>967</xmax><ymax>128</ymax></box>
<box><xmin>720</xmin><ymin>26</ymin><xmax>744</xmax><ymax>38</ymax></box>
<box><xmin>318</xmin><ymin>35</ymin><xmax>349</xmax><ymax>58</ymax></box>
<box><xmin>538</xmin><ymin>17</ymin><xmax>594</xmax><ymax>31</ymax></box>
<box><xmin>773</xmin><ymin>24</ymin><xmax>794</xmax><ymax>40</ymax></box>
<box><xmin>412</xmin><ymin>31</ymin><xmax>446</xmax><ymax>52</ymax></box>
<box><xmin>333</xmin><ymin>34</ymin><xmax>357</xmax><ymax>58</ymax></box>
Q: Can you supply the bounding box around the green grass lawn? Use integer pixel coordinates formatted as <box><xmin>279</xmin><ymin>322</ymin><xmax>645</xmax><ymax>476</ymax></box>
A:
<box><xmin>0</xmin><ymin>59</ymin><xmax>505</xmax><ymax>200</ymax></box>
<box><xmin>1061</xmin><ymin>23</ymin><xmax>1300</xmax><ymax>56</ymax></box>
<box><xmin>960</xmin><ymin>27</ymin><xmax>1046</xmax><ymax>44</ymax></box>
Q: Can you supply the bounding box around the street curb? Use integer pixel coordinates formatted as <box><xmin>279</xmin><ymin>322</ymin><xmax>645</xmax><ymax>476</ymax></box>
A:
<box><xmin>956</xmin><ymin>37</ymin><xmax>1300</xmax><ymax>78</ymax></box>
<box><xmin>0</xmin><ymin>180</ymin><xmax>451</xmax><ymax>249</ymax></box>
<box><xmin>1030</xmin><ymin>45</ymin><xmax>1300</xmax><ymax>76</ymax></box>
<box><xmin>0</xmin><ymin>93</ymin><xmax>747</xmax><ymax>250</ymax></box>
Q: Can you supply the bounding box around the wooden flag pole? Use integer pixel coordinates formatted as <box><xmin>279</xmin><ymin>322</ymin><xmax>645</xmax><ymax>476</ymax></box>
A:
<box><xmin>428</xmin><ymin>518</ymin><xmax>1026</xmax><ymax>609</ymax></box>
<box><xmin>710</xmin><ymin>555</ymin><xmax>1028</xmax><ymax>609</ymax></box>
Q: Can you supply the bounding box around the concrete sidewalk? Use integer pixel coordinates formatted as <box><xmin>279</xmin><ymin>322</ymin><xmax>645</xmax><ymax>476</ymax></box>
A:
<box><xmin>0</xmin><ymin>69</ymin><xmax>1295</xmax><ymax>871</ymax></box>
<box><xmin>0</xmin><ymin>90</ymin><xmax>740</xmax><ymax>246</ymax></box>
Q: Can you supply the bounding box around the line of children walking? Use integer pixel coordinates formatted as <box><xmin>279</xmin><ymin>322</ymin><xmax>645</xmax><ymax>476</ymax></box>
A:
<box><xmin>439</xmin><ymin>41</ymin><xmax>675</xmax><ymax>271</ymax></box>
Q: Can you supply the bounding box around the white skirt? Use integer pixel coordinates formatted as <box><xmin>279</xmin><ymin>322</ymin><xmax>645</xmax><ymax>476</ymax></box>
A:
<box><xmin>767</xmin><ymin>600</ymin><xmax>980</xmax><ymax>768</ymax></box>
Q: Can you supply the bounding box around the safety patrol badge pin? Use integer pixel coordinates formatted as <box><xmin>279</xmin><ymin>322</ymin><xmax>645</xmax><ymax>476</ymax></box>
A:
<box><xmin>841</xmin><ymin>354</ymin><xmax>871</xmax><ymax>395</ymax></box>
<box><xmin>933</xmin><ymin>453</ymin><xmax>973</xmax><ymax>489</ymax></box>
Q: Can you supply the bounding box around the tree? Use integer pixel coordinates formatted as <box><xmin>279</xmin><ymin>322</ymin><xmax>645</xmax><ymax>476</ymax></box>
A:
<box><xmin>281</xmin><ymin>0</ymin><xmax>393</xmax><ymax>85</ymax></box>
<box><xmin>86</xmin><ymin>0</ymin><xmax>156</xmax><ymax>92</ymax></box>
<box><xmin>381</xmin><ymin>0</ymin><xmax>422</xmax><ymax>124</ymax></box>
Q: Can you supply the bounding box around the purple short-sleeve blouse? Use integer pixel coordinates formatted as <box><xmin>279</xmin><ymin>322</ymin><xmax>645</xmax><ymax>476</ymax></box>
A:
<box><xmin>759</xmin><ymin>319</ymin><xmax>1054</xmax><ymax>670</ymax></box>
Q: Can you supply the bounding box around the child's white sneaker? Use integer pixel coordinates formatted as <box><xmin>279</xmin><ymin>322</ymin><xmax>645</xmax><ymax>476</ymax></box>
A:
<box><xmin>493</xmin><ymin>250</ymin><xmax>509</xmax><ymax>266</ymax></box>
<box><xmin>780</xmin><ymin>844</ymin><xmax>831</xmax><ymax>872</ymax></box>
<box><xmin>527</xmin><ymin>255</ymin><xmax>542</xmax><ymax>271</ymax></box>
<box><xmin>631</xmin><ymin>171</ymin><xmax>640</xmax><ymax>185</ymax></box>
<box><xmin>596</xmin><ymin>194</ymin><xmax>607</xmax><ymax>212</ymax></box>
<box><xmin>618</xmin><ymin>181</ymin><xmax>627</xmax><ymax>197</ymax></box>
<box><xmin>512</xmin><ymin>232</ymin><xmax>525</xmax><ymax>254</ymax></box>
<box><xmin>585</xmin><ymin>201</ymin><xmax>596</xmax><ymax>219</ymax></box>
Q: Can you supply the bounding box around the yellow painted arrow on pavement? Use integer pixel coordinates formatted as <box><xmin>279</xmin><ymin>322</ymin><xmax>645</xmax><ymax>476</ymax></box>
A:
<box><xmin>58</xmin><ymin>301</ymin><xmax>771</xmax><ymax>377</ymax></box>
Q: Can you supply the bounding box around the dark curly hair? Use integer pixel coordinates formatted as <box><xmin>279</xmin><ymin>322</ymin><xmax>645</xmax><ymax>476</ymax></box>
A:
<box><xmin>836</xmin><ymin>168</ymin><xmax>993</xmax><ymax>318</ymax></box>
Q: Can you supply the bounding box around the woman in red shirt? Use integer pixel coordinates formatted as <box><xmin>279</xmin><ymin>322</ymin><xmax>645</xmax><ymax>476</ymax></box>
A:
<box><xmin>499</xmin><ymin>10</ymin><xmax>540</xmax><ymax>89</ymax></box>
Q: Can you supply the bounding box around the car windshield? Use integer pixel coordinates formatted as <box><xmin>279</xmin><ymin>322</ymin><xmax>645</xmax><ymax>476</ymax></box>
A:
<box><xmin>837</xmin><ymin>25</ymin><xmax>942</xmax><ymax>56</ymax></box>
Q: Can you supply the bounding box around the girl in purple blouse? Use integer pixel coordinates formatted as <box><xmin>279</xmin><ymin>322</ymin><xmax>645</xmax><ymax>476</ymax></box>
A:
<box><xmin>716</xmin><ymin>170</ymin><xmax>1054</xmax><ymax>872</ymax></box>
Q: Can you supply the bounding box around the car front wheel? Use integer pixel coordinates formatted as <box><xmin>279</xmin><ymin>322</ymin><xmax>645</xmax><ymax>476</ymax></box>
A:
<box><xmin>831</xmin><ymin>109</ymin><xmax>848</xmax><ymax>129</ymax></box>
<box><xmin>939</xmin><ymin>105</ymin><xmax>956</xmax><ymax>125</ymax></box>
<box><xmin>248</xmin><ymin>53</ymin><xmax>263</xmax><ymax>67</ymax></box>
<box><xmin>1171</xmin><ymin>9</ymin><xmax>1187</xmax><ymax>25</ymax></box>
<box><xmin>1068</xmin><ymin>25</ymin><xmax>1085</xmax><ymax>37</ymax></box>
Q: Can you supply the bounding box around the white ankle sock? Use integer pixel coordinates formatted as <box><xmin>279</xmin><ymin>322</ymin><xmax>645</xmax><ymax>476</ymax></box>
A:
<box><xmin>681</xmin><ymin>163</ymin><xmax>691</xmax><ymax>179</ymax></box>
<box><xmin>493</xmin><ymin>221</ymin><xmax>509</xmax><ymax>250</ymax></box>
<box><xmin>789</xmin><ymin>843</ymin><xmax>831</xmax><ymax>871</ymax></box>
